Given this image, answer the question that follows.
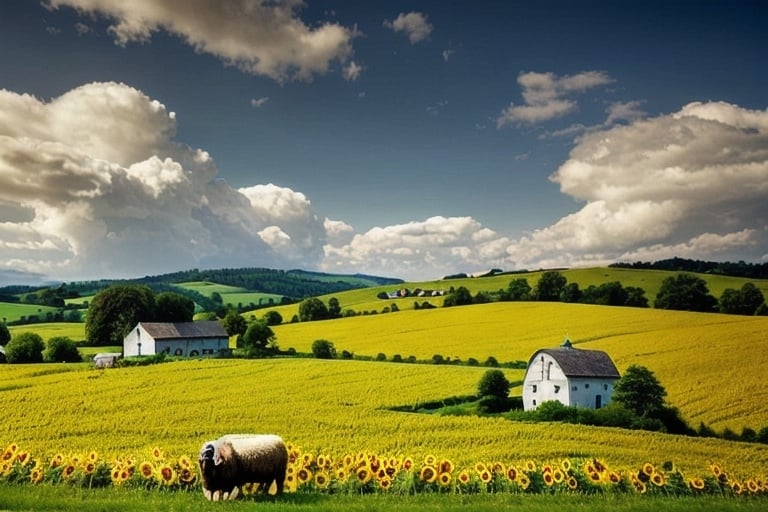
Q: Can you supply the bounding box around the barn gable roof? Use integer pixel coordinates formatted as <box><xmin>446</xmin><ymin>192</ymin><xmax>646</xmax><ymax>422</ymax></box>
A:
<box><xmin>528</xmin><ymin>346</ymin><xmax>620</xmax><ymax>379</ymax></box>
<box><xmin>138</xmin><ymin>321</ymin><xmax>228</xmax><ymax>340</ymax></box>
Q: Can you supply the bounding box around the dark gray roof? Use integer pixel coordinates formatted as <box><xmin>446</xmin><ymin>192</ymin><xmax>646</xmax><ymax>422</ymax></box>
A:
<box><xmin>528</xmin><ymin>347</ymin><xmax>620</xmax><ymax>379</ymax></box>
<box><xmin>139</xmin><ymin>321</ymin><xmax>228</xmax><ymax>340</ymax></box>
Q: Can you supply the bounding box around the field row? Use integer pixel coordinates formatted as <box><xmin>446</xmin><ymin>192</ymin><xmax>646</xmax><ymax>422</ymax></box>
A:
<box><xmin>2</xmin><ymin>359</ymin><xmax>767</xmax><ymax>477</ymax></box>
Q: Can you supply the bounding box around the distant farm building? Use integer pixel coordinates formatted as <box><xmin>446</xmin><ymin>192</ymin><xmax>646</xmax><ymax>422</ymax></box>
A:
<box><xmin>93</xmin><ymin>352</ymin><xmax>122</xmax><ymax>368</ymax></box>
<box><xmin>522</xmin><ymin>339</ymin><xmax>621</xmax><ymax>411</ymax></box>
<box><xmin>123</xmin><ymin>322</ymin><xmax>230</xmax><ymax>358</ymax></box>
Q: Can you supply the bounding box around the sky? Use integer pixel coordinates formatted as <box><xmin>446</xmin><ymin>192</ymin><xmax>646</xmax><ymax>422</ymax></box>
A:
<box><xmin>0</xmin><ymin>0</ymin><xmax>767</xmax><ymax>284</ymax></box>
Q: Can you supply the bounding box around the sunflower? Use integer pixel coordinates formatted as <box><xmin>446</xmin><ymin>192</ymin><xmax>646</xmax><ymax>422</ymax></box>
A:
<box><xmin>490</xmin><ymin>461</ymin><xmax>505</xmax><ymax>475</ymax></box>
<box><xmin>302</xmin><ymin>453</ymin><xmax>314</xmax><ymax>467</ymax></box>
<box><xmin>506</xmin><ymin>466</ymin><xmax>517</xmax><ymax>482</ymax></box>
<box><xmin>151</xmin><ymin>447</ymin><xmax>164</xmax><ymax>461</ymax></box>
<box><xmin>285</xmin><ymin>473</ymin><xmax>298</xmax><ymax>492</ymax></box>
<box><xmin>376</xmin><ymin>468</ymin><xmax>387</xmax><ymax>481</ymax></box>
<box><xmin>689</xmin><ymin>477</ymin><xmax>705</xmax><ymax>491</ymax></box>
<box><xmin>458</xmin><ymin>470</ymin><xmax>471</xmax><ymax>485</ymax></box>
<box><xmin>314</xmin><ymin>471</ymin><xmax>330</xmax><ymax>489</ymax></box>
<box><xmin>30</xmin><ymin>467</ymin><xmax>44</xmax><ymax>484</ymax></box>
<box><xmin>342</xmin><ymin>454</ymin><xmax>354</xmax><ymax>468</ymax></box>
<box><xmin>159</xmin><ymin>464</ymin><xmax>177</xmax><ymax>486</ymax></box>
<box><xmin>710</xmin><ymin>463</ymin><xmax>723</xmax><ymax>477</ymax></box>
<box><xmin>83</xmin><ymin>461</ymin><xmax>97</xmax><ymax>475</ymax></box>
<box><xmin>732</xmin><ymin>481</ymin><xmax>744</xmax><ymax>495</ymax></box>
<box><xmin>633</xmin><ymin>480</ymin><xmax>647</xmax><ymax>494</ymax></box>
<box><xmin>439</xmin><ymin>459</ymin><xmax>454</xmax><ymax>475</ymax></box>
<box><xmin>561</xmin><ymin>459</ymin><xmax>572</xmax><ymax>473</ymax></box>
<box><xmin>402</xmin><ymin>457</ymin><xmax>414</xmax><ymax>471</ymax></box>
<box><xmin>420</xmin><ymin>466</ymin><xmax>437</xmax><ymax>484</ymax></box>
<box><xmin>241</xmin><ymin>482</ymin><xmax>255</xmax><ymax>496</ymax></box>
<box><xmin>474</xmin><ymin>462</ymin><xmax>487</xmax><ymax>474</ymax></box>
<box><xmin>356</xmin><ymin>466</ymin><xmax>372</xmax><ymax>485</ymax></box>
<box><xmin>543</xmin><ymin>470</ymin><xmax>555</xmax><ymax>487</ymax></box>
<box><xmin>525</xmin><ymin>460</ymin><xmax>536</xmax><ymax>472</ymax></box>
<box><xmin>479</xmin><ymin>470</ymin><xmax>492</xmax><ymax>484</ymax></box>
<box><xmin>438</xmin><ymin>472</ymin><xmax>452</xmax><ymax>487</ymax></box>
<box><xmin>378</xmin><ymin>476</ymin><xmax>392</xmax><ymax>491</ymax></box>
<box><xmin>50</xmin><ymin>454</ymin><xmax>64</xmax><ymax>469</ymax></box>
<box><xmin>609</xmin><ymin>471</ymin><xmax>622</xmax><ymax>484</ymax></box>
<box><xmin>651</xmin><ymin>471</ymin><xmax>665</xmax><ymax>487</ymax></box>
<box><xmin>588</xmin><ymin>470</ymin><xmax>602</xmax><ymax>484</ymax></box>
<box><xmin>0</xmin><ymin>462</ymin><xmax>11</xmax><ymax>477</ymax></box>
<box><xmin>110</xmin><ymin>467</ymin><xmax>123</xmax><ymax>485</ymax></box>
<box><xmin>178</xmin><ymin>455</ymin><xmax>192</xmax><ymax>469</ymax></box>
<box><xmin>385</xmin><ymin>465</ymin><xmax>397</xmax><ymax>478</ymax></box>
<box><xmin>567</xmin><ymin>476</ymin><xmax>578</xmax><ymax>490</ymax></box>
<box><xmin>62</xmin><ymin>464</ymin><xmax>77</xmax><ymax>480</ymax></box>
<box><xmin>424</xmin><ymin>454</ymin><xmax>437</xmax><ymax>467</ymax></box>
<box><xmin>747</xmin><ymin>479</ymin><xmax>759</xmax><ymax>493</ymax></box>
<box><xmin>139</xmin><ymin>461</ymin><xmax>154</xmax><ymax>479</ymax></box>
<box><xmin>15</xmin><ymin>451</ymin><xmax>30</xmax><ymax>466</ymax></box>
<box><xmin>592</xmin><ymin>458</ymin><xmax>607</xmax><ymax>474</ymax></box>
<box><xmin>1</xmin><ymin>444</ymin><xmax>17</xmax><ymax>461</ymax></box>
<box><xmin>179</xmin><ymin>467</ymin><xmax>196</xmax><ymax>485</ymax></box>
<box><xmin>336</xmin><ymin>467</ymin><xmax>349</xmax><ymax>482</ymax></box>
<box><xmin>297</xmin><ymin>468</ymin><xmax>312</xmax><ymax>484</ymax></box>
<box><xmin>517</xmin><ymin>474</ymin><xmax>531</xmax><ymax>490</ymax></box>
<box><xmin>553</xmin><ymin>468</ymin><xmax>565</xmax><ymax>484</ymax></box>
<box><xmin>641</xmin><ymin>462</ymin><xmax>655</xmax><ymax>477</ymax></box>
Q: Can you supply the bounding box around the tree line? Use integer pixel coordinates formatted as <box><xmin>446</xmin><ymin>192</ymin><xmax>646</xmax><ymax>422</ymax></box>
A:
<box><xmin>441</xmin><ymin>271</ymin><xmax>767</xmax><ymax>315</ymax></box>
<box><xmin>610</xmin><ymin>257</ymin><xmax>768</xmax><ymax>279</ymax></box>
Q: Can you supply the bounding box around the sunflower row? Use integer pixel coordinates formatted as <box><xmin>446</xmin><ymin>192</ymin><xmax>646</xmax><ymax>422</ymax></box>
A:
<box><xmin>3</xmin><ymin>441</ymin><xmax>767</xmax><ymax>498</ymax></box>
<box><xmin>0</xmin><ymin>443</ymin><xmax>197</xmax><ymax>490</ymax></box>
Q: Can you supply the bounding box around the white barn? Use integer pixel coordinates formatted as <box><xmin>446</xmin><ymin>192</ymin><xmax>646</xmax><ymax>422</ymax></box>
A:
<box><xmin>123</xmin><ymin>322</ymin><xmax>230</xmax><ymax>358</ymax></box>
<box><xmin>522</xmin><ymin>339</ymin><xmax>620</xmax><ymax>411</ymax></box>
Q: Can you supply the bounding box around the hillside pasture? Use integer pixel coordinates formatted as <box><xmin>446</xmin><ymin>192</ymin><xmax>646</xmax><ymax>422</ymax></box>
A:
<box><xmin>174</xmin><ymin>281</ymin><xmax>283</xmax><ymax>309</ymax></box>
<box><xmin>8</xmin><ymin>322</ymin><xmax>86</xmax><ymax>343</ymax></box>
<box><xmin>2</xmin><ymin>358</ymin><xmax>767</xmax><ymax>479</ymax></box>
<box><xmin>0</xmin><ymin>302</ymin><xmax>61</xmax><ymax>324</ymax></box>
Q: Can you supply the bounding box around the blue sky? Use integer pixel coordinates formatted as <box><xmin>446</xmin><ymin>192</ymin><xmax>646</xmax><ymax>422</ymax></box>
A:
<box><xmin>1</xmin><ymin>0</ymin><xmax>767</xmax><ymax>284</ymax></box>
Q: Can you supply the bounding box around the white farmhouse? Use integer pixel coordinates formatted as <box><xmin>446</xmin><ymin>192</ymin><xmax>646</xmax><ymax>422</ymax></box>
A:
<box><xmin>522</xmin><ymin>339</ymin><xmax>620</xmax><ymax>411</ymax></box>
<box><xmin>123</xmin><ymin>321</ymin><xmax>230</xmax><ymax>358</ymax></box>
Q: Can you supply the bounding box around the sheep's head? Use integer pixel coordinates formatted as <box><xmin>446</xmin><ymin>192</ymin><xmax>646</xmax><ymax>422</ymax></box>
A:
<box><xmin>199</xmin><ymin>442</ymin><xmax>217</xmax><ymax>475</ymax></box>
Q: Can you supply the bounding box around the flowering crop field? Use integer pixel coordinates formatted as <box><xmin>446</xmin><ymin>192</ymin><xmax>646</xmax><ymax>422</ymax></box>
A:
<box><xmin>273</xmin><ymin>302</ymin><xmax>768</xmax><ymax>430</ymax></box>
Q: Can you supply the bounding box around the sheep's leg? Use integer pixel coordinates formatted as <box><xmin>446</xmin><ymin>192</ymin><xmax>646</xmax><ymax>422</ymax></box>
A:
<box><xmin>228</xmin><ymin>486</ymin><xmax>240</xmax><ymax>500</ymax></box>
<box><xmin>275</xmin><ymin>476</ymin><xmax>284</xmax><ymax>495</ymax></box>
<box><xmin>212</xmin><ymin>490</ymin><xmax>221</xmax><ymax>501</ymax></box>
<box><xmin>203</xmin><ymin>489</ymin><xmax>212</xmax><ymax>501</ymax></box>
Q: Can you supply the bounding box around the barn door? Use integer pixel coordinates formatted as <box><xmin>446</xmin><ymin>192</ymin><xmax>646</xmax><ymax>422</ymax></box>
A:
<box><xmin>595</xmin><ymin>395</ymin><xmax>602</xmax><ymax>409</ymax></box>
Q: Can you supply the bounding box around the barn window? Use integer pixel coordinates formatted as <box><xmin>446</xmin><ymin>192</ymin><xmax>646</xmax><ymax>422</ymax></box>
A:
<box><xmin>547</xmin><ymin>362</ymin><xmax>552</xmax><ymax>380</ymax></box>
<box><xmin>604</xmin><ymin>384</ymin><xmax>609</xmax><ymax>391</ymax></box>
<box><xmin>585</xmin><ymin>383</ymin><xmax>590</xmax><ymax>389</ymax></box>
<box><xmin>554</xmin><ymin>385</ymin><xmax>560</xmax><ymax>394</ymax></box>
<box><xmin>532</xmin><ymin>385</ymin><xmax>537</xmax><ymax>393</ymax></box>
<box><xmin>572</xmin><ymin>385</ymin><xmax>578</xmax><ymax>391</ymax></box>
<box><xmin>190</xmin><ymin>350</ymin><xmax>199</xmax><ymax>357</ymax></box>
<box><xmin>532</xmin><ymin>400</ymin><xmax>537</xmax><ymax>407</ymax></box>
<box><xmin>174</xmin><ymin>348</ymin><xmax>183</xmax><ymax>356</ymax></box>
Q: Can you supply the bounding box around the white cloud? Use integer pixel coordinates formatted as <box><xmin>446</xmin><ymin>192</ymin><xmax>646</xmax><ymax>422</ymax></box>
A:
<box><xmin>501</xmin><ymin>101</ymin><xmax>768</xmax><ymax>269</ymax></box>
<box><xmin>45</xmin><ymin>0</ymin><xmax>356</xmax><ymax>82</ymax></box>
<box><xmin>324</xmin><ymin>218</ymin><xmax>355</xmax><ymax>246</ymax></box>
<box><xmin>342</xmin><ymin>60</ymin><xmax>364</xmax><ymax>82</ymax></box>
<box><xmin>384</xmin><ymin>12</ymin><xmax>433</xmax><ymax>44</ymax></box>
<box><xmin>497</xmin><ymin>70</ymin><xmax>613</xmax><ymax>126</ymax></box>
<box><xmin>250</xmin><ymin>97</ymin><xmax>269</xmax><ymax>108</ymax></box>
<box><xmin>605</xmin><ymin>100</ymin><xmax>646</xmax><ymax>125</ymax></box>
<box><xmin>442</xmin><ymin>49</ymin><xmax>453</xmax><ymax>62</ymax></box>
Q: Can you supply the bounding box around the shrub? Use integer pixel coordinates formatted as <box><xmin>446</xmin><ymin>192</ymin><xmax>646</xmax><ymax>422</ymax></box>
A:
<box><xmin>477</xmin><ymin>396</ymin><xmax>514</xmax><ymax>414</ymax></box>
<box><xmin>391</xmin><ymin>354</ymin><xmax>403</xmax><ymax>363</ymax></box>
<box><xmin>484</xmin><ymin>356</ymin><xmax>499</xmax><ymax>367</ymax></box>
<box><xmin>44</xmin><ymin>336</ymin><xmax>82</xmax><ymax>363</ymax></box>
<box><xmin>311</xmin><ymin>339</ymin><xmax>336</xmax><ymax>359</ymax></box>
<box><xmin>376</xmin><ymin>352</ymin><xmax>387</xmax><ymax>361</ymax></box>
<box><xmin>6</xmin><ymin>332</ymin><xmax>45</xmax><ymax>363</ymax></box>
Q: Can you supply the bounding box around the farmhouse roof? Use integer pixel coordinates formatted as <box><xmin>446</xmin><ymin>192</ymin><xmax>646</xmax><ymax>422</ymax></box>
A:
<box><xmin>529</xmin><ymin>346</ymin><xmax>621</xmax><ymax>379</ymax></box>
<box><xmin>138</xmin><ymin>321</ymin><xmax>228</xmax><ymax>340</ymax></box>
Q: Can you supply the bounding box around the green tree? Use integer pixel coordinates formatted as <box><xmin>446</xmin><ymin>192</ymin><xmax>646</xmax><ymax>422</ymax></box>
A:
<box><xmin>328</xmin><ymin>297</ymin><xmax>342</xmax><ymax>319</ymax></box>
<box><xmin>85</xmin><ymin>285</ymin><xmax>156</xmax><ymax>345</ymax></box>
<box><xmin>263</xmin><ymin>310</ymin><xmax>283</xmax><ymax>326</ymax></box>
<box><xmin>6</xmin><ymin>332</ymin><xmax>45</xmax><ymax>363</ymax></box>
<box><xmin>240</xmin><ymin>320</ymin><xmax>275</xmax><ymax>352</ymax></box>
<box><xmin>155</xmin><ymin>292</ymin><xmax>195</xmax><ymax>323</ymax></box>
<box><xmin>0</xmin><ymin>322</ymin><xmax>10</xmax><ymax>346</ymax></box>
<box><xmin>443</xmin><ymin>286</ymin><xmax>473</xmax><ymax>307</ymax></box>
<box><xmin>560</xmin><ymin>283</ymin><xmax>583</xmax><ymax>303</ymax></box>
<box><xmin>612</xmin><ymin>364</ymin><xmax>667</xmax><ymax>417</ymax></box>
<box><xmin>299</xmin><ymin>298</ymin><xmax>329</xmax><ymax>322</ymax></box>
<box><xmin>534</xmin><ymin>271</ymin><xmax>567</xmax><ymax>301</ymax></box>
<box><xmin>624</xmin><ymin>286</ymin><xmax>649</xmax><ymax>308</ymax></box>
<box><xmin>507</xmin><ymin>278</ymin><xmax>532</xmax><ymax>301</ymax></box>
<box><xmin>220</xmin><ymin>310</ymin><xmax>247</xmax><ymax>338</ymax></box>
<box><xmin>44</xmin><ymin>336</ymin><xmax>82</xmax><ymax>363</ymax></box>
<box><xmin>311</xmin><ymin>339</ymin><xmax>336</xmax><ymax>359</ymax></box>
<box><xmin>653</xmin><ymin>273</ymin><xmax>717</xmax><ymax>312</ymax></box>
<box><xmin>719</xmin><ymin>282</ymin><xmax>765</xmax><ymax>315</ymax></box>
<box><xmin>478</xmin><ymin>369</ymin><xmax>511</xmax><ymax>398</ymax></box>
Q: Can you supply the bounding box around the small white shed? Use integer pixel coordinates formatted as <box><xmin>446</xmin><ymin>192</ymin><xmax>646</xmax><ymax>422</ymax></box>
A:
<box><xmin>522</xmin><ymin>339</ymin><xmax>620</xmax><ymax>411</ymax></box>
<box><xmin>123</xmin><ymin>321</ymin><xmax>229</xmax><ymax>357</ymax></box>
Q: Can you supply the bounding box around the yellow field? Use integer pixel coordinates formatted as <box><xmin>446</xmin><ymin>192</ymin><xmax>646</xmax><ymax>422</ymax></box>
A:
<box><xmin>272</xmin><ymin>302</ymin><xmax>768</xmax><ymax>430</ymax></box>
<box><xmin>2</xmin><ymin>358</ymin><xmax>767</xmax><ymax>480</ymax></box>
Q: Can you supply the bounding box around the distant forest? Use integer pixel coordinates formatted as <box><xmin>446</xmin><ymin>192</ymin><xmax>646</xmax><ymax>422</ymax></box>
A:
<box><xmin>0</xmin><ymin>268</ymin><xmax>403</xmax><ymax>306</ymax></box>
<box><xmin>609</xmin><ymin>258</ymin><xmax>768</xmax><ymax>279</ymax></box>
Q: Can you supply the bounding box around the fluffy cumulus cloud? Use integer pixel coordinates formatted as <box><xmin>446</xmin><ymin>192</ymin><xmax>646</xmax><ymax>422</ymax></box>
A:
<box><xmin>384</xmin><ymin>12</ymin><xmax>433</xmax><ymax>44</ymax></box>
<box><xmin>45</xmin><ymin>0</ymin><xmax>356</xmax><ymax>82</ymax></box>
<box><xmin>0</xmin><ymin>81</ymin><xmax>330</xmax><ymax>280</ymax></box>
<box><xmin>502</xmin><ymin>101</ymin><xmax>768</xmax><ymax>268</ymax></box>
<box><xmin>497</xmin><ymin>71</ymin><xmax>613</xmax><ymax>126</ymax></box>
<box><xmin>322</xmin><ymin>216</ymin><xmax>509</xmax><ymax>281</ymax></box>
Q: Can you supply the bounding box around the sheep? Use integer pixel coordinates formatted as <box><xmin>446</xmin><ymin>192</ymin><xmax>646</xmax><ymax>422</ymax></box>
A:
<box><xmin>198</xmin><ymin>434</ymin><xmax>288</xmax><ymax>501</ymax></box>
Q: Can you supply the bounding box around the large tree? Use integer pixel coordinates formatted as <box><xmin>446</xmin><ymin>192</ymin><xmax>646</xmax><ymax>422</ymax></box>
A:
<box><xmin>85</xmin><ymin>285</ymin><xmax>156</xmax><ymax>345</ymax></box>
<box><xmin>534</xmin><ymin>271</ymin><xmax>567</xmax><ymax>301</ymax></box>
<box><xmin>653</xmin><ymin>273</ymin><xmax>717</xmax><ymax>312</ymax></box>
<box><xmin>44</xmin><ymin>336</ymin><xmax>82</xmax><ymax>363</ymax></box>
<box><xmin>155</xmin><ymin>292</ymin><xmax>195</xmax><ymax>323</ymax></box>
<box><xmin>240</xmin><ymin>320</ymin><xmax>275</xmax><ymax>352</ymax></box>
<box><xmin>612</xmin><ymin>364</ymin><xmax>667</xmax><ymax>417</ymax></box>
<box><xmin>299</xmin><ymin>297</ymin><xmax>329</xmax><ymax>322</ymax></box>
<box><xmin>0</xmin><ymin>322</ymin><xmax>10</xmax><ymax>346</ymax></box>
<box><xmin>719</xmin><ymin>282</ymin><xmax>765</xmax><ymax>315</ymax></box>
<box><xmin>507</xmin><ymin>278</ymin><xmax>532</xmax><ymax>301</ymax></box>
